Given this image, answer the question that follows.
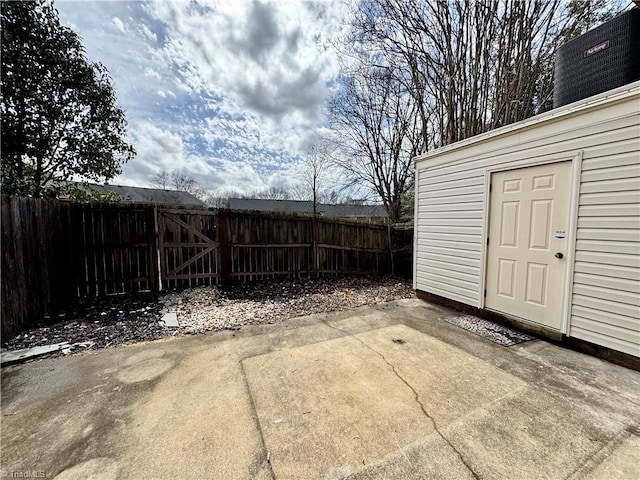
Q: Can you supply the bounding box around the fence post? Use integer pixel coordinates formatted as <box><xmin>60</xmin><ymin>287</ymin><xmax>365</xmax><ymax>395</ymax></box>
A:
<box><xmin>219</xmin><ymin>209</ymin><xmax>231</xmax><ymax>285</ymax></box>
<box><xmin>312</xmin><ymin>215</ymin><xmax>319</xmax><ymax>277</ymax></box>
<box><xmin>387</xmin><ymin>221</ymin><xmax>395</xmax><ymax>275</ymax></box>
<box><xmin>146</xmin><ymin>206</ymin><xmax>160</xmax><ymax>291</ymax></box>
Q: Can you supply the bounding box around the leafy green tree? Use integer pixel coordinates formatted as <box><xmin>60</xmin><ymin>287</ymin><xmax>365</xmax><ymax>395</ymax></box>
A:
<box><xmin>1</xmin><ymin>0</ymin><xmax>135</xmax><ymax>197</ymax></box>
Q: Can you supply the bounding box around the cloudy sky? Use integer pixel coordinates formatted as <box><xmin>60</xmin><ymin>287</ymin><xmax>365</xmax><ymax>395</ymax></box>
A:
<box><xmin>56</xmin><ymin>0</ymin><xmax>351</xmax><ymax>195</ymax></box>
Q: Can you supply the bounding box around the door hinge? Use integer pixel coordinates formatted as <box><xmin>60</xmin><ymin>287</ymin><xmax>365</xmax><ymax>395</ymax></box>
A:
<box><xmin>489</xmin><ymin>183</ymin><xmax>492</xmax><ymax>193</ymax></box>
<box><xmin>486</xmin><ymin>237</ymin><xmax>490</xmax><ymax>246</ymax></box>
<box><xmin>484</xmin><ymin>289</ymin><xmax>487</xmax><ymax>297</ymax></box>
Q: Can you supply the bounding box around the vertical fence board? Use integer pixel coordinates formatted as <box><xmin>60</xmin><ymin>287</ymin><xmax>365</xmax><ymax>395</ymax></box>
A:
<box><xmin>1</xmin><ymin>198</ymin><xmax>412</xmax><ymax>340</ymax></box>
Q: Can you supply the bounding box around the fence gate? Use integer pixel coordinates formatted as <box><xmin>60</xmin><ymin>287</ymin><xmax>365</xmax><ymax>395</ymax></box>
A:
<box><xmin>157</xmin><ymin>209</ymin><xmax>221</xmax><ymax>289</ymax></box>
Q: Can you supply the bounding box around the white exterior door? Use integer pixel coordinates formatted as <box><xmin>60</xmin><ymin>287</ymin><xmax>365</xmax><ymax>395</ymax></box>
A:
<box><xmin>485</xmin><ymin>162</ymin><xmax>572</xmax><ymax>330</ymax></box>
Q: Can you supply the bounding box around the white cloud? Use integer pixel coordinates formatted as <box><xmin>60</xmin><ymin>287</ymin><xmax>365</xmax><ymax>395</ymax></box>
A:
<box><xmin>138</xmin><ymin>23</ymin><xmax>157</xmax><ymax>43</ymax></box>
<box><xmin>112</xmin><ymin>16</ymin><xmax>126</xmax><ymax>33</ymax></box>
<box><xmin>114</xmin><ymin>122</ymin><xmax>290</xmax><ymax>196</ymax></box>
<box><xmin>55</xmin><ymin>0</ymin><xmax>352</xmax><ymax>196</ymax></box>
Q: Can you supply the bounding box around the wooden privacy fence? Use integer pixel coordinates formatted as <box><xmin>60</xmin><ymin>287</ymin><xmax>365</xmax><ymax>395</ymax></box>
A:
<box><xmin>156</xmin><ymin>207</ymin><xmax>398</xmax><ymax>288</ymax></box>
<box><xmin>2</xmin><ymin>196</ymin><xmax>413</xmax><ymax>339</ymax></box>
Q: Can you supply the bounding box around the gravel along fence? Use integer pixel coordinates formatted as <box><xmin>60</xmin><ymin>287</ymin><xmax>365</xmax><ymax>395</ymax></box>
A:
<box><xmin>3</xmin><ymin>276</ymin><xmax>414</xmax><ymax>354</ymax></box>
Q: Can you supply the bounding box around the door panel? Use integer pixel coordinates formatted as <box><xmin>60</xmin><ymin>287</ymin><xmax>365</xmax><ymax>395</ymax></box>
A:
<box><xmin>498</xmin><ymin>259</ymin><xmax>516</xmax><ymax>298</ymax></box>
<box><xmin>525</xmin><ymin>263</ymin><xmax>547</xmax><ymax>305</ymax></box>
<box><xmin>529</xmin><ymin>200</ymin><xmax>552</xmax><ymax>249</ymax></box>
<box><xmin>500</xmin><ymin>202</ymin><xmax>520</xmax><ymax>246</ymax></box>
<box><xmin>486</xmin><ymin>162</ymin><xmax>572</xmax><ymax>329</ymax></box>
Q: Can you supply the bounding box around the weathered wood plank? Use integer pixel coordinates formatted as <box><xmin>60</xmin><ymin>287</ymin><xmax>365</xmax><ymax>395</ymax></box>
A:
<box><xmin>2</xmin><ymin>199</ymin><xmax>412</xmax><ymax>339</ymax></box>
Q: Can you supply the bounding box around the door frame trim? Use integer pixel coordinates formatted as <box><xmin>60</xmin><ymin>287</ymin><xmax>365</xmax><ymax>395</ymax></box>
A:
<box><xmin>479</xmin><ymin>150</ymin><xmax>583</xmax><ymax>334</ymax></box>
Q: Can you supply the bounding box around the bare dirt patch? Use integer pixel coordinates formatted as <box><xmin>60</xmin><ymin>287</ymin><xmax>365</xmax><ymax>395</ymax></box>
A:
<box><xmin>2</xmin><ymin>276</ymin><xmax>413</xmax><ymax>355</ymax></box>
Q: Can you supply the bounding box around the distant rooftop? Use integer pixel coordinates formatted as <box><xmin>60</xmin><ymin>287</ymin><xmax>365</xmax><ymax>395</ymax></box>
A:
<box><xmin>227</xmin><ymin>198</ymin><xmax>387</xmax><ymax>218</ymax></box>
<box><xmin>73</xmin><ymin>183</ymin><xmax>205</xmax><ymax>206</ymax></box>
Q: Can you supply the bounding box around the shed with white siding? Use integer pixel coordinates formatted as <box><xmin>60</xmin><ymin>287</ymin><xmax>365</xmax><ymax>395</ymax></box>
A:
<box><xmin>413</xmin><ymin>81</ymin><xmax>640</xmax><ymax>364</ymax></box>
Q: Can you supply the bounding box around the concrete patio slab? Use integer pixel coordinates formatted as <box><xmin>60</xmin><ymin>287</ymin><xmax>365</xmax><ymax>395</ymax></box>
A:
<box><xmin>1</xmin><ymin>299</ymin><xmax>639</xmax><ymax>480</ymax></box>
<box><xmin>243</xmin><ymin>324</ymin><xmax>525</xmax><ymax>479</ymax></box>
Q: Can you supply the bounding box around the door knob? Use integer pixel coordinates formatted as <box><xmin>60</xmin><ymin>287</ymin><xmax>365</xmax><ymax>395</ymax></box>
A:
<box><xmin>555</xmin><ymin>252</ymin><xmax>564</xmax><ymax>259</ymax></box>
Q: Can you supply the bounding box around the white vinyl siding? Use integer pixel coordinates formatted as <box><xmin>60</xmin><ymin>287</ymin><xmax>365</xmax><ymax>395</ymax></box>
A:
<box><xmin>414</xmin><ymin>168</ymin><xmax>484</xmax><ymax>306</ymax></box>
<box><xmin>570</xmin><ymin>136</ymin><xmax>640</xmax><ymax>356</ymax></box>
<box><xmin>414</xmin><ymin>82</ymin><xmax>640</xmax><ymax>357</ymax></box>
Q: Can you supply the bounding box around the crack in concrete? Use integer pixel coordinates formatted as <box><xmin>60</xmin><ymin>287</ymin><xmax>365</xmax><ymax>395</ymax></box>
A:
<box><xmin>321</xmin><ymin>320</ymin><xmax>480</xmax><ymax>480</ymax></box>
<box><xmin>239</xmin><ymin>360</ymin><xmax>276</xmax><ymax>480</ymax></box>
